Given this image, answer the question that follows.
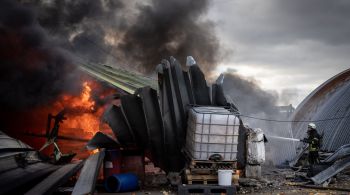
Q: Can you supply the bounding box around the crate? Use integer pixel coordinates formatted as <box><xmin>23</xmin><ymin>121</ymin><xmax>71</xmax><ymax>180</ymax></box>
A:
<box><xmin>185</xmin><ymin>107</ymin><xmax>239</xmax><ymax>161</ymax></box>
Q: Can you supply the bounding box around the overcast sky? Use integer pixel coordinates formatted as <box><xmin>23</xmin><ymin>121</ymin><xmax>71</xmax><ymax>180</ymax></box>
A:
<box><xmin>208</xmin><ymin>0</ymin><xmax>350</xmax><ymax>106</ymax></box>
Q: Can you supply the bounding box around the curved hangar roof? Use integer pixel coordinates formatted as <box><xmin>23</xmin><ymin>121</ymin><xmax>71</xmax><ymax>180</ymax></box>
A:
<box><xmin>292</xmin><ymin>68</ymin><xmax>350</xmax><ymax>151</ymax></box>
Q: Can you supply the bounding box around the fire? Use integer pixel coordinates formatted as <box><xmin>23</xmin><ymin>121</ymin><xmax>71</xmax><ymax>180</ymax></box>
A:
<box><xmin>51</xmin><ymin>80</ymin><xmax>116</xmax><ymax>137</ymax></box>
<box><xmin>5</xmin><ymin>79</ymin><xmax>117</xmax><ymax>159</ymax></box>
<box><xmin>91</xmin><ymin>148</ymin><xmax>100</xmax><ymax>154</ymax></box>
<box><xmin>50</xmin><ymin>80</ymin><xmax>116</xmax><ymax>158</ymax></box>
<box><xmin>60</xmin><ymin>81</ymin><xmax>96</xmax><ymax>113</ymax></box>
<box><xmin>60</xmin><ymin>82</ymin><xmax>99</xmax><ymax>136</ymax></box>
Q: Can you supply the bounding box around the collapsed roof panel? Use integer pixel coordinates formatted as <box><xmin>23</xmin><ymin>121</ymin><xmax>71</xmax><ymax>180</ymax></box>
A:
<box><xmin>183</xmin><ymin>70</ymin><xmax>195</xmax><ymax>104</ymax></box>
<box><xmin>136</xmin><ymin>86</ymin><xmax>165</xmax><ymax>169</ymax></box>
<box><xmin>72</xmin><ymin>149</ymin><xmax>105</xmax><ymax>195</ymax></box>
<box><xmin>157</xmin><ymin>61</ymin><xmax>185</xmax><ymax>171</ymax></box>
<box><xmin>103</xmin><ymin>105</ymin><xmax>135</xmax><ymax>145</ymax></box>
<box><xmin>0</xmin><ymin>162</ymin><xmax>59</xmax><ymax>195</ymax></box>
<box><xmin>161</xmin><ymin>60</ymin><xmax>185</xmax><ymax>144</ymax></box>
<box><xmin>170</xmin><ymin>56</ymin><xmax>190</xmax><ymax>123</ymax></box>
<box><xmin>121</xmin><ymin>95</ymin><xmax>149</xmax><ymax>148</ymax></box>
<box><xmin>79</xmin><ymin>63</ymin><xmax>157</xmax><ymax>94</ymax></box>
<box><xmin>86</xmin><ymin>132</ymin><xmax>120</xmax><ymax>150</ymax></box>
<box><xmin>0</xmin><ymin>131</ymin><xmax>33</xmax><ymax>152</ymax></box>
<box><xmin>311</xmin><ymin>156</ymin><xmax>350</xmax><ymax>185</ymax></box>
<box><xmin>212</xmin><ymin>84</ymin><xmax>228</xmax><ymax>107</ymax></box>
<box><xmin>80</xmin><ymin>56</ymin><xmax>236</xmax><ymax>173</ymax></box>
<box><xmin>189</xmin><ymin>65</ymin><xmax>211</xmax><ymax>105</ymax></box>
<box><xmin>25</xmin><ymin>161</ymin><xmax>84</xmax><ymax>195</ymax></box>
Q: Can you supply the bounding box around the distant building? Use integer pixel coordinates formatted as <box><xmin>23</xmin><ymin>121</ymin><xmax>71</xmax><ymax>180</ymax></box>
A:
<box><xmin>276</xmin><ymin>104</ymin><xmax>295</xmax><ymax>118</ymax></box>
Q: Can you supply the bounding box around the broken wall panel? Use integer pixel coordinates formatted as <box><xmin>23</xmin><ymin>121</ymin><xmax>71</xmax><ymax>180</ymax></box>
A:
<box><xmin>72</xmin><ymin>149</ymin><xmax>105</xmax><ymax>195</ymax></box>
<box><xmin>0</xmin><ymin>131</ymin><xmax>33</xmax><ymax>152</ymax></box>
<box><xmin>103</xmin><ymin>105</ymin><xmax>135</xmax><ymax>145</ymax></box>
<box><xmin>311</xmin><ymin>156</ymin><xmax>350</xmax><ymax>185</ymax></box>
<box><xmin>136</xmin><ymin>86</ymin><xmax>165</xmax><ymax>169</ymax></box>
<box><xmin>25</xmin><ymin>161</ymin><xmax>83</xmax><ymax>195</ymax></box>
<box><xmin>0</xmin><ymin>162</ymin><xmax>59</xmax><ymax>195</ymax></box>
<box><xmin>324</xmin><ymin>144</ymin><xmax>350</xmax><ymax>163</ymax></box>
<box><xmin>86</xmin><ymin>132</ymin><xmax>120</xmax><ymax>150</ymax></box>
<box><xmin>212</xmin><ymin>83</ymin><xmax>228</xmax><ymax>106</ymax></box>
<box><xmin>170</xmin><ymin>56</ymin><xmax>190</xmax><ymax>124</ymax></box>
<box><xmin>189</xmin><ymin>65</ymin><xmax>211</xmax><ymax>105</ymax></box>
<box><xmin>121</xmin><ymin>95</ymin><xmax>149</xmax><ymax>148</ymax></box>
<box><xmin>183</xmin><ymin>70</ymin><xmax>195</xmax><ymax>105</ymax></box>
<box><xmin>157</xmin><ymin>62</ymin><xmax>185</xmax><ymax>172</ymax></box>
<box><xmin>162</xmin><ymin>60</ymin><xmax>185</xmax><ymax>143</ymax></box>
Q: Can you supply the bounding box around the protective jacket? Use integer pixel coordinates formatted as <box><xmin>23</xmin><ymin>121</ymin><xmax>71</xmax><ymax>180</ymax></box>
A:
<box><xmin>302</xmin><ymin>129</ymin><xmax>321</xmax><ymax>152</ymax></box>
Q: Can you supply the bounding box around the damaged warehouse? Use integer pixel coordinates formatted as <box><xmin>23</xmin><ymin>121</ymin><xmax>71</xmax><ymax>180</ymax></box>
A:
<box><xmin>1</xmin><ymin>55</ymin><xmax>350</xmax><ymax>194</ymax></box>
<box><xmin>0</xmin><ymin>56</ymin><xmax>254</xmax><ymax>194</ymax></box>
<box><xmin>1</xmin><ymin>0</ymin><xmax>350</xmax><ymax>194</ymax></box>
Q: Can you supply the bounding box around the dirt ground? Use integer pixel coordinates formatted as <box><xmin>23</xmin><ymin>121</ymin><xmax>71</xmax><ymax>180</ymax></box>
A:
<box><xmin>95</xmin><ymin>166</ymin><xmax>350</xmax><ymax>195</ymax></box>
<box><xmin>238</xmin><ymin>166</ymin><xmax>350</xmax><ymax>195</ymax></box>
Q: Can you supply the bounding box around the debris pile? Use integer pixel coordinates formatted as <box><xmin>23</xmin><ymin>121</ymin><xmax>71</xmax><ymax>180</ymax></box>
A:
<box><xmin>102</xmin><ymin>56</ymin><xmax>242</xmax><ymax>173</ymax></box>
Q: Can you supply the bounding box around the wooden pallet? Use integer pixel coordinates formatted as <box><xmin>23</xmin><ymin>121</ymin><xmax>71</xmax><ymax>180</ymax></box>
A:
<box><xmin>183</xmin><ymin>150</ymin><xmax>237</xmax><ymax>172</ymax></box>
<box><xmin>183</xmin><ymin>150</ymin><xmax>237</xmax><ymax>184</ymax></box>
<box><xmin>188</xmin><ymin>159</ymin><xmax>236</xmax><ymax>175</ymax></box>
<box><xmin>185</xmin><ymin>172</ymin><xmax>219</xmax><ymax>184</ymax></box>
<box><xmin>185</xmin><ymin>171</ymin><xmax>237</xmax><ymax>185</ymax></box>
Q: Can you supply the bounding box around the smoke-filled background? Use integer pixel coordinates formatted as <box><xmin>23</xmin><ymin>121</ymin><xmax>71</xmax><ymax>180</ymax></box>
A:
<box><xmin>28</xmin><ymin>0</ymin><xmax>220</xmax><ymax>73</ymax></box>
<box><xmin>0</xmin><ymin>0</ymin><xmax>306</xmax><ymax>164</ymax></box>
<box><xmin>221</xmin><ymin>69</ymin><xmax>295</xmax><ymax>165</ymax></box>
<box><xmin>0</xmin><ymin>0</ymin><xmax>82</xmax><ymax>111</ymax></box>
<box><xmin>0</xmin><ymin>0</ymin><xmax>225</xmax><ymax>110</ymax></box>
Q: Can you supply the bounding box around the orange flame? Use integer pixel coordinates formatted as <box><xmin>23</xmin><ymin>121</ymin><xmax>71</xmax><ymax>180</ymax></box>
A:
<box><xmin>50</xmin><ymin>80</ymin><xmax>115</xmax><ymax>137</ymax></box>
<box><xmin>91</xmin><ymin>148</ymin><xmax>99</xmax><ymax>154</ymax></box>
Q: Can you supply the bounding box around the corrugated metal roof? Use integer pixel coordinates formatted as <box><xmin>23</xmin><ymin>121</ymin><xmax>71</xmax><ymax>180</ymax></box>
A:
<box><xmin>291</xmin><ymin>68</ymin><xmax>350</xmax><ymax>151</ymax></box>
<box><xmin>79</xmin><ymin>63</ymin><xmax>158</xmax><ymax>94</ymax></box>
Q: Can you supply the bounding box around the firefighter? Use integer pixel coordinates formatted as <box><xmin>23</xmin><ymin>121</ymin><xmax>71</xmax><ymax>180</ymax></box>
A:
<box><xmin>301</xmin><ymin>123</ymin><xmax>321</xmax><ymax>165</ymax></box>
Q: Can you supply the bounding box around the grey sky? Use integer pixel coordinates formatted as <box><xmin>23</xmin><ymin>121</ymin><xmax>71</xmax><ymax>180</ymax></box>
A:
<box><xmin>208</xmin><ymin>0</ymin><xmax>350</xmax><ymax>106</ymax></box>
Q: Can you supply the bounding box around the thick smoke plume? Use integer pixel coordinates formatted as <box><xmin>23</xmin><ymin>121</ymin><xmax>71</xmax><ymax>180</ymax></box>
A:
<box><xmin>27</xmin><ymin>0</ymin><xmax>220</xmax><ymax>73</ymax></box>
<box><xmin>0</xmin><ymin>0</ymin><xmax>220</xmax><ymax>111</ymax></box>
<box><xmin>118</xmin><ymin>0</ymin><xmax>220</xmax><ymax>72</ymax></box>
<box><xmin>222</xmin><ymin>71</ymin><xmax>296</xmax><ymax>165</ymax></box>
<box><xmin>0</xmin><ymin>0</ymin><xmax>81</xmax><ymax>110</ymax></box>
<box><xmin>0</xmin><ymin>0</ymin><xmax>294</xmax><ymax>164</ymax></box>
<box><xmin>223</xmin><ymin>72</ymin><xmax>278</xmax><ymax>116</ymax></box>
<box><xmin>1</xmin><ymin>0</ymin><xmax>290</xmax><ymax>122</ymax></box>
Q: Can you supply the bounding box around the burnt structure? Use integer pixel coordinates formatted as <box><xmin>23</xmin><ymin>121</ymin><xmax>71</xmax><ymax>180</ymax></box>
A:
<box><xmin>101</xmin><ymin>56</ymin><xmax>244</xmax><ymax>172</ymax></box>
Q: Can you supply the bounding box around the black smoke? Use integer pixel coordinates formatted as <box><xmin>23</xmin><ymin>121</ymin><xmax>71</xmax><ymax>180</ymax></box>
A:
<box><xmin>223</xmin><ymin>72</ymin><xmax>278</xmax><ymax>116</ymax></box>
<box><xmin>30</xmin><ymin>0</ymin><xmax>125</xmax><ymax>64</ymax></box>
<box><xmin>0</xmin><ymin>0</ymin><xmax>81</xmax><ymax>110</ymax></box>
<box><xmin>24</xmin><ymin>0</ymin><xmax>220</xmax><ymax>73</ymax></box>
<box><xmin>1</xmin><ymin>0</ymin><xmax>221</xmax><ymax>110</ymax></box>
<box><xmin>118</xmin><ymin>0</ymin><xmax>220</xmax><ymax>73</ymax></box>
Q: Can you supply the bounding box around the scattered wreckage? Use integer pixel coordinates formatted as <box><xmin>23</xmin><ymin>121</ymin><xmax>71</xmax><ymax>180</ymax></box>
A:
<box><xmin>0</xmin><ymin>56</ymin><xmax>251</xmax><ymax>194</ymax></box>
<box><xmin>1</xmin><ymin>56</ymin><xmax>350</xmax><ymax>194</ymax></box>
<box><xmin>289</xmin><ymin>143</ymin><xmax>350</xmax><ymax>186</ymax></box>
